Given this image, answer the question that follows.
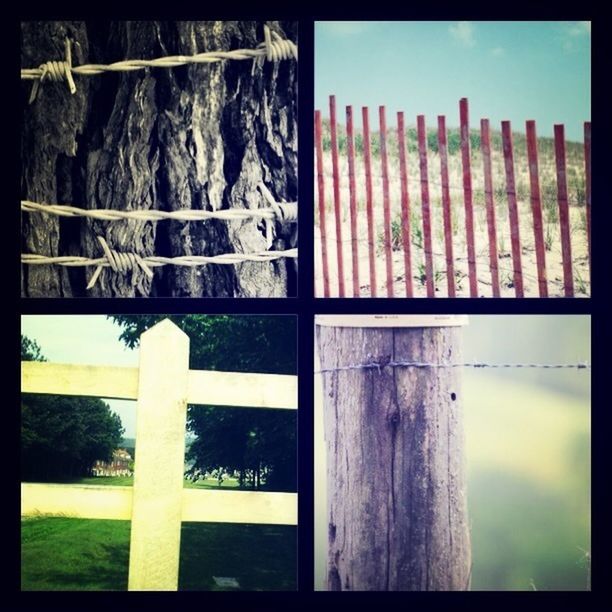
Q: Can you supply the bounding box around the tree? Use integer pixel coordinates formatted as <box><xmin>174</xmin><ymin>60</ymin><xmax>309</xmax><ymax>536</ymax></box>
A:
<box><xmin>21</xmin><ymin>335</ymin><xmax>124</xmax><ymax>481</ymax></box>
<box><xmin>110</xmin><ymin>315</ymin><xmax>297</xmax><ymax>491</ymax></box>
<box><xmin>21</xmin><ymin>20</ymin><xmax>297</xmax><ymax>297</ymax></box>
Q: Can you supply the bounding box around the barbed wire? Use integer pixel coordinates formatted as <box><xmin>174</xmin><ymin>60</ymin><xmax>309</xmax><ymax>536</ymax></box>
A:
<box><xmin>22</xmin><ymin>26</ymin><xmax>298</xmax><ymax>103</ymax></box>
<box><xmin>316</xmin><ymin>360</ymin><xmax>591</xmax><ymax>374</ymax></box>
<box><xmin>21</xmin><ymin>186</ymin><xmax>298</xmax><ymax>225</ymax></box>
<box><xmin>22</xmin><ymin>236</ymin><xmax>298</xmax><ymax>289</ymax></box>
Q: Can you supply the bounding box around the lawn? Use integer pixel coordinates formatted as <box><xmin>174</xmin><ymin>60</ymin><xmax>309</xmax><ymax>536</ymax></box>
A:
<box><xmin>73</xmin><ymin>476</ymin><xmax>241</xmax><ymax>489</ymax></box>
<box><xmin>21</xmin><ymin>517</ymin><xmax>296</xmax><ymax>591</ymax></box>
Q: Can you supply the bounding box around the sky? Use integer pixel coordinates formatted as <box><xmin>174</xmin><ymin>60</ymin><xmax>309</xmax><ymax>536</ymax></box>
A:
<box><xmin>21</xmin><ymin>315</ymin><xmax>139</xmax><ymax>438</ymax></box>
<box><xmin>315</xmin><ymin>21</ymin><xmax>591</xmax><ymax>142</ymax></box>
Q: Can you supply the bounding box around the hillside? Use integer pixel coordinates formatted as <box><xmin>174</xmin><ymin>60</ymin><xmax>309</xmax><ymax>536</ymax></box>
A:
<box><xmin>314</xmin><ymin>118</ymin><xmax>589</xmax><ymax>298</ymax></box>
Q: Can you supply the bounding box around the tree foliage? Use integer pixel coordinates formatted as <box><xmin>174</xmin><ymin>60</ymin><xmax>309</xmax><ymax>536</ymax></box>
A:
<box><xmin>21</xmin><ymin>335</ymin><xmax>124</xmax><ymax>481</ymax></box>
<box><xmin>110</xmin><ymin>315</ymin><xmax>297</xmax><ymax>491</ymax></box>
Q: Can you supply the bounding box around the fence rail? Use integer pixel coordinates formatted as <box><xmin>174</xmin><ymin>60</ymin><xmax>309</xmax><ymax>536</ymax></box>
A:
<box><xmin>315</xmin><ymin>96</ymin><xmax>591</xmax><ymax>298</ymax></box>
<box><xmin>21</xmin><ymin>319</ymin><xmax>298</xmax><ymax>591</ymax></box>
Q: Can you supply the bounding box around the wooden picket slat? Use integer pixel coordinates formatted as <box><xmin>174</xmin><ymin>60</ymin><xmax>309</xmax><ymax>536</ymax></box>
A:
<box><xmin>21</xmin><ymin>483</ymin><xmax>298</xmax><ymax>526</ymax></box>
<box><xmin>417</xmin><ymin>115</ymin><xmax>435</xmax><ymax>297</ymax></box>
<box><xmin>362</xmin><ymin>107</ymin><xmax>377</xmax><ymax>297</ymax></box>
<box><xmin>397</xmin><ymin>112</ymin><xmax>413</xmax><ymax>297</ymax></box>
<box><xmin>437</xmin><ymin>115</ymin><xmax>456</xmax><ymax>298</ymax></box>
<box><xmin>459</xmin><ymin>98</ymin><xmax>478</xmax><ymax>297</ymax></box>
<box><xmin>526</xmin><ymin>120</ymin><xmax>548</xmax><ymax>297</ymax></box>
<box><xmin>329</xmin><ymin>95</ymin><xmax>345</xmax><ymax>297</ymax></box>
<box><xmin>379</xmin><ymin>105</ymin><xmax>394</xmax><ymax>297</ymax></box>
<box><xmin>346</xmin><ymin>105</ymin><xmax>360</xmax><ymax>297</ymax></box>
<box><xmin>315</xmin><ymin>110</ymin><xmax>330</xmax><ymax>297</ymax></box>
<box><xmin>584</xmin><ymin>122</ymin><xmax>591</xmax><ymax>285</ymax></box>
<box><xmin>554</xmin><ymin>124</ymin><xmax>574</xmax><ymax>297</ymax></box>
<box><xmin>501</xmin><ymin>121</ymin><xmax>524</xmax><ymax>297</ymax></box>
<box><xmin>480</xmin><ymin>119</ymin><xmax>501</xmax><ymax>297</ymax></box>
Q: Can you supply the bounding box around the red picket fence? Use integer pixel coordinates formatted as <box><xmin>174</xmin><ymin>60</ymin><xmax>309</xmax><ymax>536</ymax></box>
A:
<box><xmin>315</xmin><ymin>96</ymin><xmax>591</xmax><ymax>298</ymax></box>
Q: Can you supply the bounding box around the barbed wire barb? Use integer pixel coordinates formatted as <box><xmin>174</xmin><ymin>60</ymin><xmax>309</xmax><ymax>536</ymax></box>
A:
<box><xmin>315</xmin><ymin>360</ymin><xmax>591</xmax><ymax>374</ymax></box>
<box><xmin>22</xmin><ymin>25</ymin><xmax>298</xmax><ymax>102</ymax></box>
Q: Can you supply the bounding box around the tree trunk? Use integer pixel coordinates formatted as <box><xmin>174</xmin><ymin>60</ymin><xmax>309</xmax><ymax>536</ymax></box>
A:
<box><xmin>21</xmin><ymin>20</ymin><xmax>297</xmax><ymax>297</ymax></box>
<box><xmin>316</xmin><ymin>324</ymin><xmax>471</xmax><ymax>591</ymax></box>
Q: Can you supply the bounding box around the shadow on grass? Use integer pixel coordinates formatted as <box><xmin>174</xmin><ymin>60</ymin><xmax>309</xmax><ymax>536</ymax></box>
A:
<box><xmin>21</xmin><ymin>518</ymin><xmax>296</xmax><ymax>591</ymax></box>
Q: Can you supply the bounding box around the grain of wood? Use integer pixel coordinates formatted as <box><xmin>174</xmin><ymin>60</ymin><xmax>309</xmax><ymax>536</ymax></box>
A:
<box><xmin>21</xmin><ymin>483</ymin><xmax>298</xmax><ymax>525</ymax></box>
<box><xmin>188</xmin><ymin>370</ymin><xmax>297</xmax><ymax>409</ymax></box>
<box><xmin>22</xmin><ymin>362</ymin><xmax>297</xmax><ymax>409</ymax></box>
<box><xmin>316</xmin><ymin>325</ymin><xmax>471</xmax><ymax>591</ymax></box>
<box><xmin>128</xmin><ymin>320</ymin><xmax>189</xmax><ymax>591</ymax></box>
<box><xmin>21</xmin><ymin>362</ymin><xmax>139</xmax><ymax>400</ymax></box>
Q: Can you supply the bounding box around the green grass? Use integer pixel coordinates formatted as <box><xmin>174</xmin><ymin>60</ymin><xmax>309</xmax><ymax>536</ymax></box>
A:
<box><xmin>65</xmin><ymin>476</ymin><xmax>241</xmax><ymax>490</ymax></box>
<box><xmin>463</xmin><ymin>374</ymin><xmax>590</xmax><ymax>591</ymax></box>
<box><xmin>21</xmin><ymin>518</ymin><xmax>296</xmax><ymax>591</ymax></box>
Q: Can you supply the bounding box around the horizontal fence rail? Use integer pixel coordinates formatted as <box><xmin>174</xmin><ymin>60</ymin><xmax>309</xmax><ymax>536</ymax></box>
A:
<box><xmin>21</xmin><ymin>319</ymin><xmax>298</xmax><ymax>591</ymax></box>
<box><xmin>314</xmin><ymin>96</ymin><xmax>591</xmax><ymax>298</ymax></box>
<box><xmin>22</xmin><ymin>362</ymin><xmax>298</xmax><ymax>409</ymax></box>
<box><xmin>22</xmin><ymin>483</ymin><xmax>297</xmax><ymax>525</ymax></box>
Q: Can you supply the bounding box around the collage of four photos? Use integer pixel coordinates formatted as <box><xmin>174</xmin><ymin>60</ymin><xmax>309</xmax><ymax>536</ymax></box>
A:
<box><xmin>18</xmin><ymin>18</ymin><xmax>596</xmax><ymax>601</ymax></box>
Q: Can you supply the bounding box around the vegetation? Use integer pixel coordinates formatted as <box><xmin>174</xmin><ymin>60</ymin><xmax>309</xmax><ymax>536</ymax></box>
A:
<box><xmin>21</xmin><ymin>336</ymin><xmax>124</xmax><ymax>482</ymax></box>
<box><xmin>110</xmin><ymin>316</ymin><xmax>297</xmax><ymax>492</ymax></box>
<box><xmin>21</xmin><ymin>518</ymin><xmax>296</xmax><ymax>591</ymax></box>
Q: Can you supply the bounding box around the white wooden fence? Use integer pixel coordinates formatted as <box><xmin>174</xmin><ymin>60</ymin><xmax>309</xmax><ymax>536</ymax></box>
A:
<box><xmin>21</xmin><ymin>318</ymin><xmax>298</xmax><ymax>591</ymax></box>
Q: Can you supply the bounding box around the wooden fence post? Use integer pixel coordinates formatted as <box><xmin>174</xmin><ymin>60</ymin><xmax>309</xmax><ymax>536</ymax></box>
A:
<box><xmin>128</xmin><ymin>319</ymin><xmax>190</xmax><ymax>591</ymax></box>
<box><xmin>316</xmin><ymin>315</ymin><xmax>471</xmax><ymax>591</ymax></box>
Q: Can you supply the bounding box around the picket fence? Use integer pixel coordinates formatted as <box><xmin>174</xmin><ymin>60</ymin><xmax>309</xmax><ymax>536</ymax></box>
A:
<box><xmin>315</xmin><ymin>96</ymin><xmax>591</xmax><ymax>298</ymax></box>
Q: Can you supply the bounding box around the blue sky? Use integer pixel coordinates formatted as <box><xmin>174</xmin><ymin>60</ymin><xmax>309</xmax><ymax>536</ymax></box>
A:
<box><xmin>22</xmin><ymin>315</ymin><xmax>139</xmax><ymax>438</ymax></box>
<box><xmin>315</xmin><ymin>21</ymin><xmax>591</xmax><ymax>142</ymax></box>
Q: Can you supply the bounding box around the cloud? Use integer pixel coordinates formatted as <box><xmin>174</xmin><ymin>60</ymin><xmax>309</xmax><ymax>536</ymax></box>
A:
<box><xmin>449</xmin><ymin>21</ymin><xmax>476</xmax><ymax>47</ymax></box>
<box><xmin>561</xmin><ymin>21</ymin><xmax>591</xmax><ymax>51</ymax></box>
<box><xmin>568</xmin><ymin>21</ymin><xmax>591</xmax><ymax>37</ymax></box>
<box><xmin>491</xmin><ymin>46</ymin><xmax>505</xmax><ymax>56</ymax></box>
<box><xmin>317</xmin><ymin>21</ymin><xmax>374</xmax><ymax>37</ymax></box>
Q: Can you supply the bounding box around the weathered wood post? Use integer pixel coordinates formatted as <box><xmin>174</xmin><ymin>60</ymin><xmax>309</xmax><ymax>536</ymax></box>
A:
<box><xmin>316</xmin><ymin>315</ymin><xmax>471</xmax><ymax>591</ymax></box>
<box><xmin>128</xmin><ymin>319</ymin><xmax>190</xmax><ymax>591</ymax></box>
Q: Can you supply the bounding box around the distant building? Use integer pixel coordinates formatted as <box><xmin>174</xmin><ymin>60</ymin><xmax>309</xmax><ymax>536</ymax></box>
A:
<box><xmin>92</xmin><ymin>448</ymin><xmax>132</xmax><ymax>477</ymax></box>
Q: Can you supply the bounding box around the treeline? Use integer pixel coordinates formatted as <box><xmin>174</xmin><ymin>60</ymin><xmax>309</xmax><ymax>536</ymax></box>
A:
<box><xmin>21</xmin><ymin>336</ymin><xmax>124</xmax><ymax>482</ymax></box>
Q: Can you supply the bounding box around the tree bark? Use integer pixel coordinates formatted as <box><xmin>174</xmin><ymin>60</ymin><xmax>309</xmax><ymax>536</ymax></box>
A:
<box><xmin>316</xmin><ymin>325</ymin><xmax>471</xmax><ymax>591</ymax></box>
<box><xmin>21</xmin><ymin>20</ymin><xmax>297</xmax><ymax>297</ymax></box>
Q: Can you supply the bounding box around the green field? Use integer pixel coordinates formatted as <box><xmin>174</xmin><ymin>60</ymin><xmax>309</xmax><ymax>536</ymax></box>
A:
<box><xmin>21</xmin><ymin>476</ymin><xmax>295</xmax><ymax>590</ymax></box>
<box><xmin>463</xmin><ymin>373</ymin><xmax>590</xmax><ymax>591</ymax></box>
<box><xmin>21</xmin><ymin>518</ymin><xmax>296</xmax><ymax>591</ymax></box>
<box><xmin>72</xmin><ymin>476</ymin><xmax>241</xmax><ymax>489</ymax></box>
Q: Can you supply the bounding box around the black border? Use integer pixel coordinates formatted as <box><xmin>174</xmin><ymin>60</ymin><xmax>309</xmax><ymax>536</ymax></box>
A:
<box><xmin>10</xmin><ymin>8</ymin><xmax>610</xmax><ymax>612</ymax></box>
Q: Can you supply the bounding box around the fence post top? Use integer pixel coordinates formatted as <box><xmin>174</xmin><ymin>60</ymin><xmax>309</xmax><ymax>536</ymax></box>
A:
<box><xmin>315</xmin><ymin>315</ymin><xmax>469</xmax><ymax>328</ymax></box>
<box><xmin>141</xmin><ymin>318</ymin><xmax>189</xmax><ymax>340</ymax></box>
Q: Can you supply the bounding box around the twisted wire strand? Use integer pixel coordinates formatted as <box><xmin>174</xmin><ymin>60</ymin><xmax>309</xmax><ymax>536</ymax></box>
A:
<box><xmin>22</xmin><ymin>182</ymin><xmax>297</xmax><ymax>227</ymax></box>
<box><xmin>22</xmin><ymin>234</ymin><xmax>298</xmax><ymax>289</ymax></box>
<box><xmin>316</xmin><ymin>360</ymin><xmax>591</xmax><ymax>374</ymax></box>
<box><xmin>22</xmin><ymin>26</ymin><xmax>297</xmax><ymax>102</ymax></box>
